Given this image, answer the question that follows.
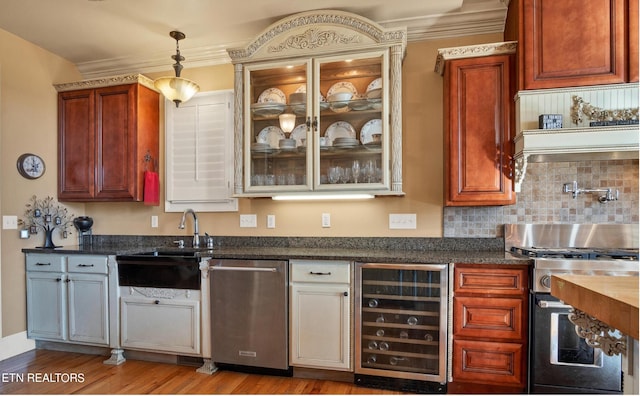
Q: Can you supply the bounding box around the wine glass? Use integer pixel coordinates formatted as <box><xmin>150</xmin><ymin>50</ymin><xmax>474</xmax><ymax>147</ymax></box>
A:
<box><xmin>351</xmin><ymin>160</ymin><xmax>360</xmax><ymax>183</ymax></box>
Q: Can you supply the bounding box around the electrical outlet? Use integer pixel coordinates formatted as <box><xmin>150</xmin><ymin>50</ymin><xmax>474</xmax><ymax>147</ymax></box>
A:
<box><xmin>2</xmin><ymin>215</ymin><xmax>18</xmax><ymax>230</ymax></box>
<box><xmin>267</xmin><ymin>215</ymin><xmax>276</xmax><ymax>229</ymax></box>
<box><xmin>389</xmin><ymin>213</ymin><xmax>417</xmax><ymax>229</ymax></box>
<box><xmin>240</xmin><ymin>214</ymin><xmax>257</xmax><ymax>228</ymax></box>
<box><xmin>151</xmin><ymin>215</ymin><xmax>159</xmax><ymax>228</ymax></box>
<box><xmin>322</xmin><ymin>213</ymin><xmax>331</xmax><ymax>228</ymax></box>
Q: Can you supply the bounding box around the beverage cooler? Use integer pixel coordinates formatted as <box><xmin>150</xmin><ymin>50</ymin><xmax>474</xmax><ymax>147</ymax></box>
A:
<box><xmin>354</xmin><ymin>263</ymin><xmax>448</xmax><ymax>393</ymax></box>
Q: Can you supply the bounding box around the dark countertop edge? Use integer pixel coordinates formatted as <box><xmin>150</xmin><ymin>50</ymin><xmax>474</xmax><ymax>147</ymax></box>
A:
<box><xmin>22</xmin><ymin>245</ymin><xmax>531</xmax><ymax>266</ymax></box>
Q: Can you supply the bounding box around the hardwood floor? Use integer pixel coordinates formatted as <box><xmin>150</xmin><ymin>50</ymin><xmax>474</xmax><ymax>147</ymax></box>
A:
<box><xmin>0</xmin><ymin>350</ymin><xmax>404</xmax><ymax>394</ymax></box>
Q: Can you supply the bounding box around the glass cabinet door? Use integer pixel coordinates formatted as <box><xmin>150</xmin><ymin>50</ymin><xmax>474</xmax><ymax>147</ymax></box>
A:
<box><xmin>314</xmin><ymin>52</ymin><xmax>388</xmax><ymax>191</ymax></box>
<box><xmin>244</xmin><ymin>59</ymin><xmax>312</xmax><ymax>193</ymax></box>
<box><xmin>243</xmin><ymin>51</ymin><xmax>390</xmax><ymax>195</ymax></box>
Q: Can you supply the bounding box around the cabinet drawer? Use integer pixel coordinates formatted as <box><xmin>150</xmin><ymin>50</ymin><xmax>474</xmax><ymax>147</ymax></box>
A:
<box><xmin>290</xmin><ymin>260</ymin><xmax>350</xmax><ymax>283</ymax></box>
<box><xmin>453</xmin><ymin>296</ymin><xmax>525</xmax><ymax>341</ymax></box>
<box><xmin>26</xmin><ymin>254</ymin><xmax>65</xmax><ymax>272</ymax></box>
<box><xmin>68</xmin><ymin>255</ymin><xmax>108</xmax><ymax>274</ymax></box>
<box><xmin>452</xmin><ymin>339</ymin><xmax>525</xmax><ymax>388</ymax></box>
<box><xmin>454</xmin><ymin>266</ymin><xmax>527</xmax><ymax>296</ymax></box>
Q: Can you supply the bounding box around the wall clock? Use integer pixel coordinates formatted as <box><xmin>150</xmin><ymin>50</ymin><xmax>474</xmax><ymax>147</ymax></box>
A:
<box><xmin>17</xmin><ymin>153</ymin><xmax>45</xmax><ymax>179</ymax></box>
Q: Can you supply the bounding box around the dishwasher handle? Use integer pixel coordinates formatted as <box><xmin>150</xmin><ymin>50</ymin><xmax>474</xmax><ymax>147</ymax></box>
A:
<box><xmin>209</xmin><ymin>266</ymin><xmax>278</xmax><ymax>273</ymax></box>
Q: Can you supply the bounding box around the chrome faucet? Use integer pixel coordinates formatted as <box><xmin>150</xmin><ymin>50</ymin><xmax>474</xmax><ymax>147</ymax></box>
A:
<box><xmin>563</xmin><ymin>181</ymin><xmax>619</xmax><ymax>203</ymax></box>
<box><xmin>178</xmin><ymin>209</ymin><xmax>200</xmax><ymax>247</ymax></box>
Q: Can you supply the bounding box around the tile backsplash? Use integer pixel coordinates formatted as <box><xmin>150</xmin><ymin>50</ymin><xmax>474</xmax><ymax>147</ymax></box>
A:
<box><xmin>444</xmin><ymin>159</ymin><xmax>639</xmax><ymax>237</ymax></box>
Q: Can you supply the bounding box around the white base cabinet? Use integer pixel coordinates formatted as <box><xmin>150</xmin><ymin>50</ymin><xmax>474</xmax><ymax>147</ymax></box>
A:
<box><xmin>289</xmin><ymin>260</ymin><xmax>352</xmax><ymax>371</ymax></box>
<box><xmin>120</xmin><ymin>287</ymin><xmax>201</xmax><ymax>355</ymax></box>
<box><xmin>26</xmin><ymin>254</ymin><xmax>109</xmax><ymax>346</ymax></box>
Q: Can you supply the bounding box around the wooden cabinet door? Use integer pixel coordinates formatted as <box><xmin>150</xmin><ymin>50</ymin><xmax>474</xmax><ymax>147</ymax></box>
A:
<box><xmin>629</xmin><ymin>0</ymin><xmax>639</xmax><ymax>82</ymax></box>
<box><xmin>121</xmin><ymin>296</ymin><xmax>201</xmax><ymax>355</ymax></box>
<box><xmin>290</xmin><ymin>284</ymin><xmax>351</xmax><ymax>370</ymax></box>
<box><xmin>521</xmin><ymin>0</ymin><xmax>627</xmax><ymax>89</ymax></box>
<box><xmin>452</xmin><ymin>339</ymin><xmax>525</xmax><ymax>388</ymax></box>
<box><xmin>26</xmin><ymin>272</ymin><xmax>67</xmax><ymax>341</ymax></box>
<box><xmin>58</xmin><ymin>89</ymin><xmax>95</xmax><ymax>200</ymax></box>
<box><xmin>67</xmin><ymin>273</ymin><xmax>109</xmax><ymax>345</ymax></box>
<box><xmin>453</xmin><ymin>296</ymin><xmax>525</xmax><ymax>341</ymax></box>
<box><xmin>58</xmin><ymin>82</ymin><xmax>158</xmax><ymax>202</ymax></box>
<box><xmin>94</xmin><ymin>85</ymin><xmax>137</xmax><ymax>200</ymax></box>
<box><xmin>444</xmin><ymin>55</ymin><xmax>515</xmax><ymax>206</ymax></box>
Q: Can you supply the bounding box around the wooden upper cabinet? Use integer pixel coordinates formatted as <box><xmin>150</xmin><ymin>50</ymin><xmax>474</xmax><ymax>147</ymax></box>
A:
<box><xmin>506</xmin><ymin>0</ymin><xmax>637</xmax><ymax>89</ymax></box>
<box><xmin>57</xmin><ymin>75</ymin><xmax>159</xmax><ymax>202</ymax></box>
<box><xmin>439</xmin><ymin>47</ymin><xmax>516</xmax><ymax>207</ymax></box>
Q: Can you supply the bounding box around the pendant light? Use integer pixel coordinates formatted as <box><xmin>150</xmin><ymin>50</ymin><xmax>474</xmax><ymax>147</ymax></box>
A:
<box><xmin>154</xmin><ymin>31</ymin><xmax>200</xmax><ymax>107</ymax></box>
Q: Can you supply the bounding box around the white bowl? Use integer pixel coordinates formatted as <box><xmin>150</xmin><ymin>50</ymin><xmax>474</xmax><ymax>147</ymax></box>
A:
<box><xmin>279</xmin><ymin>138</ymin><xmax>296</xmax><ymax>149</ymax></box>
<box><xmin>289</xmin><ymin>92</ymin><xmax>306</xmax><ymax>104</ymax></box>
<box><xmin>328</xmin><ymin>92</ymin><xmax>353</xmax><ymax>102</ymax></box>
<box><xmin>366</xmin><ymin>88</ymin><xmax>382</xmax><ymax>99</ymax></box>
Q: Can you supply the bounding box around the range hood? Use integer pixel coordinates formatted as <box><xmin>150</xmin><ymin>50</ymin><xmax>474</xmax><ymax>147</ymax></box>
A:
<box><xmin>513</xmin><ymin>83</ymin><xmax>639</xmax><ymax>192</ymax></box>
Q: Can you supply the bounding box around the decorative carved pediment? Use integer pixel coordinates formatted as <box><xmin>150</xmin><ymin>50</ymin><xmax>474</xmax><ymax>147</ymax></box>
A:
<box><xmin>227</xmin><ymin>10</ymin><xmax>406</xmax><ymax>63</ymax></box>
<box><xmin>268</xmin><ymin>28</ymin><xmax>361</xmax><ymax>54</ymax></box>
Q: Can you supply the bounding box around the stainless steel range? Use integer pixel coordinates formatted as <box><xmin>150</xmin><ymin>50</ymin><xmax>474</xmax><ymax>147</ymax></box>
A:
<box><xmin>505</xmin><ymin>224</ymin><xmax>639</xmax><ymax>394</ymax></box>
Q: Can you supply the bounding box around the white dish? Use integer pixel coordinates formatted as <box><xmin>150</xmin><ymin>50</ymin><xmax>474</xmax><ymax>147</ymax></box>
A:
<box><xmin>250</xmin><ymin>102</ymin><xmax>285</xmax><ymax>117</ymax></box>
<box><xmin>256</xmin><ymin>126</ymin><xmax>285</xmax><ymax>148</ymax></box>
<box><xmin>327</xmin><ymin>81</ymin><xmax>358</xmax><ymax>97</ymax></box>
<box><xmin>290</xmin><ymin>124</ymin><xmax>307</xmax><ymax>147</ymax></box>
<box><xmin>360</xmin><ymin>119</ymin><xmax>382</xmax><ymax>144</ymax></box>
<box><xmin>257</xmin><ymin>87</ymin><xmax>286</xmax><ymax>103</ymax></box>
<box><xmin>325</xmin><ymin>121</ymin><xmax>356</xmax><ymax>145</ymax></box>
<box><xmin>367</xmin><ymin>78</ymin><xmax>382</xmax><ymax>92</ymax></box>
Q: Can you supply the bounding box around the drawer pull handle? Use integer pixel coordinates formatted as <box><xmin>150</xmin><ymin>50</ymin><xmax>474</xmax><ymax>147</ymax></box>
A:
<box><xmin>35</xmin><ymin>262</ymin><xmax>51</xmax><ymax>266</ymax></box>
<box><xmin>309</xmin><ymin>271</ymin><xmax>331</xmax><ymax>276</ymax></box>
<box><xmin>77</xmin><ymin>264</ymin><xmax>94</xmax><ymax>267</ymax></box>
<box><xmin>154</xmin><ymin>300</ymin><xmax>160</xmax><ymax>304</ymax></box>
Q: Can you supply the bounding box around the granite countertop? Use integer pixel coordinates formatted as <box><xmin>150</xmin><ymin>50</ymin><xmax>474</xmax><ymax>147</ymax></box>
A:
<box><xmin>22</xmin><ymin>235</ymin><xmax>531</xmax><ymax>265</ymax></box>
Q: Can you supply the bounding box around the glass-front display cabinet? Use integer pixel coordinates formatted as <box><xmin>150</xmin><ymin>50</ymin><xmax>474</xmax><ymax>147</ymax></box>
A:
<box><xmin>227</xmin><ymin>10</ymin><xmax>406</xmax><ymax>197</ymax></box>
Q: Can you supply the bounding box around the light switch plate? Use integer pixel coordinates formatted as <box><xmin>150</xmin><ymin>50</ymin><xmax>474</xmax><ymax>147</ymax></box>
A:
<box><xmin>3</xmin><ymin>215</ymin><xmax>18</xmax><ymax>230</ymax></box>
<box><xmin>240</xmin><ymin>214</ymin><xmax>257</xmax><ymax>228</ymax></box>
<box><xmin>151</xmin><ymin>215</ymin><xmax>159</xmax><ymax>228</ymax></box>
<box><xmin>322</xmin><ymin>213</ymin><xmax>331</xmax><ymax>228</ymax></box>
<box><xmin>267</xmin><ymin>215</ymin><xmax>276</xmax><ymax>229</ymax></box>
<box><xmin>389</xmin><ymin>213</ymin><xmax>417</xmax><ymax>229</ymax></box>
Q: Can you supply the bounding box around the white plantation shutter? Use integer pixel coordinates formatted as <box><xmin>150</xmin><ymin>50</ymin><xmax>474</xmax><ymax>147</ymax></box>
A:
<box><xmin>165</xmin><ymin>90</ymin><xmax>237</xmax><ymax>212</ymax></box>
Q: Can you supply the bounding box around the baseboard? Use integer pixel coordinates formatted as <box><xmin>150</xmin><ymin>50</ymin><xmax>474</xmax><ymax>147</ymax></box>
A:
<box><xmin>0</xmin><ymin>331</ymin><xmax>35</xmax><ymax>361</ymax></box>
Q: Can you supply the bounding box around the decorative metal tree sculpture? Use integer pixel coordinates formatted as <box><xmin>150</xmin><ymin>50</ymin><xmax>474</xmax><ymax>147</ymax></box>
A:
<box><xmin>19</xmin><ymin>195</ymin><xmax>73</xmax><ymax>248</ymax></box>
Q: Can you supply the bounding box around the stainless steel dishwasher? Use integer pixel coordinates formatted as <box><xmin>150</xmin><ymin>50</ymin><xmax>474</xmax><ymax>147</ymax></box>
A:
<box><xmin>209</xmin><ymin>259</ymin><xmax>289</xmax><ymax>372</ymax></box>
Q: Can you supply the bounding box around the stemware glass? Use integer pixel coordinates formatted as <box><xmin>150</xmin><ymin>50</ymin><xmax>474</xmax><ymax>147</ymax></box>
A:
<box><xmin>351</xmin><ymin>160</ymin><xmax>361</xmax><ymax>183</ymax></box>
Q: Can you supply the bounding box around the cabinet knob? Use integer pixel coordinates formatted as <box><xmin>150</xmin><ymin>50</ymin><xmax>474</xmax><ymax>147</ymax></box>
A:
<box><xmin>56</xmin><ymin>278</ymin><xmax>62</xmax><ymax>282</ymax></box>
<box><xmin>343</xmin><ymin>291</ymin><xmax>348</xmax><ymax>297</ymax></box>
<box><xmin>154</xmin><ymin>300</ymin><xmax>160</xmax><ymax>304</ymax></box>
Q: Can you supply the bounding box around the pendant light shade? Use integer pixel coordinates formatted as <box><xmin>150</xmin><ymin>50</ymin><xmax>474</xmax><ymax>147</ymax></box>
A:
<box><xmin>154</xmin><ymin>76</ymin><xmax>199</xmax><ymax>106</ymax></box>
<box><xmin>154</xmin><ymin>31</ymin><xmax>200</xmax><ymax>107</ymax></box>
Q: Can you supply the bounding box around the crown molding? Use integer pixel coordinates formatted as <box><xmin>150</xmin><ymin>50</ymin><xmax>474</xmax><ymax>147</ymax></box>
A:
<box><xmin>77</xmin><ymin>6</ymin><xmax>508</xmax><ymax>79</ymax></box>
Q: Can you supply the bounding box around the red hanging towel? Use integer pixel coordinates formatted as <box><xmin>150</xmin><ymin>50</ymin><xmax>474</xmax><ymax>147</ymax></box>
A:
<box><xmin>143</xmin><ymin>171</ymin><xmax>160</xmax><ymax>206</ymax></box>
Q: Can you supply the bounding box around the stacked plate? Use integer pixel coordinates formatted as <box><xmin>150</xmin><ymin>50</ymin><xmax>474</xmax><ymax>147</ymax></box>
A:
<box><xmin>251</xmin><ymin>142</ymin><xmax>275</xmax><ymax>153</ymax></box>
<box><xmin>250</xmin><ymin>102</ymin><xmax>285</xmax><ymax>117</ymax></box>
<box><xmin>333</xmin><ymin>137</ymin><xmax>359</xmax><ymax>148</ymax></box>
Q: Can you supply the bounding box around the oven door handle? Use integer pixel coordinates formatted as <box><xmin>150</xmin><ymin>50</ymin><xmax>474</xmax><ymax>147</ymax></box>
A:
<box><xmin>537</xmin><ymin>300</ymin><xmax>572</xmax><ymax>309</ymax></box>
